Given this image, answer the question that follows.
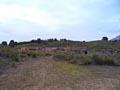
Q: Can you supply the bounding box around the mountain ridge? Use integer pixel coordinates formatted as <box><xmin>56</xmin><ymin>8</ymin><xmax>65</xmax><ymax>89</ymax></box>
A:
<box><xmin>111</xmin><ymin>35</ymin><xmax>120</xmax><ymax>41</ymax></box>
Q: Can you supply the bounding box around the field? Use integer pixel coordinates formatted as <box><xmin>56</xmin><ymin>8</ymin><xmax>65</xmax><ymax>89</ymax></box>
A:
<box><xmin>0</xmin><ymin>56</ymin><xmax>120</xmax><ymax>90</ymax></box>
<box><xmin>0</xmin><ymin>40</ymin><xmax>120</xmax><ymax>90</ymax></box>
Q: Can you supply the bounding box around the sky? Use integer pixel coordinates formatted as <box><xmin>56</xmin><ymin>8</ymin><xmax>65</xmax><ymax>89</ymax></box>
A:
<box><xmin>0</xmin><ymin>0</ymin><xmax>120</xmax><ymax>42</ymax></box>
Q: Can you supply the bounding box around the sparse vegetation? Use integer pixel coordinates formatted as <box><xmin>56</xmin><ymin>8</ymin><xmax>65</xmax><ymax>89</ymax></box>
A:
<box><xmin>0</xmin><ymin>39</ymin><xmax>120</xmax><ymax>71</ymax></box>
<box><xmin>54</xmin><ymin>53</ymin><xmax>73</xmax><ymax>61</ymax></box>
<box><xmin>0</xmin><ymin>57</ymin><xmax>120</xmax><ymax>90</ymax></box>
<box><xmin>0</xmin><ymin>39</ymin><xmax>120</xmax><ymax>90</ymax></box>
<box><xmin>54</xmin><ymin>53</ymin><xmax>90</xmax><ymax>65</ymax></box>
<box><xmin>21</xmin><ymin>50</ymin><xmax>38</xmax><ymax>58</ymax></box>
<box><xmin>91</xmin><ymin>54</ymin><xmax>104</xmax><ymax>65</ymax></box>
<box><xmin>54</xmin><ymin>53</ymin><xmax>117</xmax><ymax>66</ymax></box>
<box><xmin>104</xmin><ymin>56</ymin><xmax>115</xmax><ymax>65</ymax></box>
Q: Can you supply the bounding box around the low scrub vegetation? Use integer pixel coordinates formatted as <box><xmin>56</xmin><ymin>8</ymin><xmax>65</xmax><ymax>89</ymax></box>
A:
<box><xmin>103</xmin><ymin>56</ymin><xmax>115</xmax><ymax>65</ymax></box>
<box><xmin>54</xmin><ymin>53</ymin><xmax>117</xmax><ymax>66</ymax></box>
<box><xmin>91</xmin><ymin>54</ymin><xmax>104</xmax><ymax>65</ymax></box>
<box><xmin>54</xmin><ymin>53</ymin><xmax>91</xmax><ymax>65</ymax></box>
<box><xmin>9</xmin><ymin>51</ymin><xmax>19</xmax><ymax>62</ymax></box>
<box><xmin>54</xmin><ymin>53</ymin><xmax>73</xmax><ymax>61</ymax></box>
<box><xmin>91</xmin><ymin>54</ymin><xmax>115</xmax><ymax>65</ymax></box>
<box><xmin>0</xmin><ymin>46</ymin><xmax>19</xmax><ymax>62</ymax></box>
<box><xmin>0</xmin><ymin>46</ymin><xmax>20</xmax><ymax>72</ymax></box>
<box><xmin>21</xmin><ymin>50</ymin><xmax>47</xmax><ymax>58</ymax></box>
<box><xmin>21</xmin><ymin>51</ymin><xmax>38</xmax><ymax>58</ymax></box>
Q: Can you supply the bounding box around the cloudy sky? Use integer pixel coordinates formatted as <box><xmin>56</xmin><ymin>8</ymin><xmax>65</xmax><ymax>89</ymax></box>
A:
<box><xmin>0</xmin><ymin>0</ymin><xmax>120</xmax><ymax>42</ymax></box>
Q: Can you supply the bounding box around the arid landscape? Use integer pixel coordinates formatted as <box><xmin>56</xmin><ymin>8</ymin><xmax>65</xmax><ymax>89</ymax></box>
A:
<box><xmin>0</xmin><ymin>39</ymin><xmax>120</xmax><ymax>90</ymax></box>
<box><xmin>0</xmin><ymin>56</ymin><xmax>120</xmax><ymax>90</ymax></box>
<box><xmin>0</xmin><ymin>0</ymin><xmax>120</xmax><ymax>89</ymax></box>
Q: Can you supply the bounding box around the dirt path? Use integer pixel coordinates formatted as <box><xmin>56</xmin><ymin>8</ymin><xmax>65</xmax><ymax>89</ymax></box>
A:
<box><xmin>0</xmin><ymin>57</ymin><xmax>120</xmax><ymax>90</ymax></box>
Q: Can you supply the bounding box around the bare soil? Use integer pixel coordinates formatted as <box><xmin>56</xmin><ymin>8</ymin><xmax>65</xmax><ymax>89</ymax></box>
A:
<box><xmin>0</xmin><ymin>56</ymin><xmax>120</xmax><ymax>90</ymax></box>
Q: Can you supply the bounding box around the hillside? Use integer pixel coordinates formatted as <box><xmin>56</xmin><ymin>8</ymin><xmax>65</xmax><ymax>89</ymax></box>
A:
<box><xmin>0</xmin><ymin>40</ymin><xmax>120</xmax><ymax>72</ymax></box>
<box><xmin>0</xmin><ymin>40</ymin><xmax>120</xmax><ymax>90</ymax></box>
<box><xmin>111</xmin><ymin>35</ymin><xmax>120</xmax><ymax>42</ymax></box>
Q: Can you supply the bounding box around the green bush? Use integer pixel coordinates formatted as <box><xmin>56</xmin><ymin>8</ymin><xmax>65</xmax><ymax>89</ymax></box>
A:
<box><xmin>104</xmin><ymin>56</ymin><xmax>115</xmax><ymax>65</ymax></box>
<box><xmin>91</xmin><ymin>54</ymin><xmax>104</xmax><ymax>65</ymax></box>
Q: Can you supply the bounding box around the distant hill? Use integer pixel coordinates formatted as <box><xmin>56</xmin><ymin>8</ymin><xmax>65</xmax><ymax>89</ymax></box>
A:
<box><xmin>110</xmin><ymin>35</ymin><xmax>120</xmax><ymax>42</ymax></box>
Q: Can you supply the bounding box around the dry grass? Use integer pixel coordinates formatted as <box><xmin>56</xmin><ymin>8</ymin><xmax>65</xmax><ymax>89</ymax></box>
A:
<box><xmin>0</xmin><ymin>56</ymin><xmax>120</xmax><ymax>90</ymax></box>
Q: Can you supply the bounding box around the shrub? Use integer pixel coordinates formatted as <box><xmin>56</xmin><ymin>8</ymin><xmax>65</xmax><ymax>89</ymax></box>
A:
<box><xmin>54</xmin><ymin>53</ymin><xmax>73</xmax><ymax>61</ymax></box>
<box><xmin>45</xmin><ymin>53</ymin><xmax>52</xmax><ymax>56</ymax></box>
<box><xmin>104</xmin><ymin>56</ymin><xmax>115</xmax><ymax>65</ymax></box>
<box><xmin>10</xmin><ymin>51</ymin><xmax>19</xmax><ymax>62</ymax></box>
<box><xmin>2</xmin><ymin>41</ymin><xmax>7</xmax><ymax>46</ymax></box>
<box><xmin>75</xmin><ymin>55</ymin><xmax>91</xmax><ymax>65</ymax></box>
<box><xmin>91</xmin><ymin>54</ymin><xmax>104</xmax><ymax>65</ymax></box>
<box><xmin>54</xmin><ymin>53</ymin><xmax>116</xmax><ymax>66</ymax></box>
<box><xmin>30</xmin><ymin>52</ymin><xmax>38</xmax><ymax>58</ymax></box>
<box><xmin>22</xmin><ymin>51</ymin><xmax>38</xmax><ymax>58</ymax></box>
<box><xmin>54</xmin><ymin>54</ymin><xmax>91</xmax><ymax>65</ymax></box>
<box><xmin>32</xmin><ymin>53</ymin><xmax>37</xmax><ymax>58</ymax></box>
<box><xmin>12</xmin><ymin>56</ymin><xmax>19</xmax><ymax>62</ymax></box>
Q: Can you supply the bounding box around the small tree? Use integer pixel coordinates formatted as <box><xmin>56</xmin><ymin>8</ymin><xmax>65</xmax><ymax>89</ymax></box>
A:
<box><xmin>37</xmin><ymin>38</ymin><xmax>41</xmax><ymax>43</ymax></box>
<box><xmin>31</xmin><ymin>40</ymin><xmax>36</xmax><ymax>43</ymax></box>
<box><xmin>14</xmin><ymin>41</ymin><xmax>18</xmax><ymax>45</ymax></box>
<box><xmin>60</xmin><ymin>39</ymin><xmax>67</xmax><ymax>42</ymax></box>
<box><xmin>102</xmin><ymin>37</ymin><xmax>108</xmax><ymax>41</ymax></box>
<box><xmin>54</xmin><ymin>38</ymin><xmax>58</xmax><ymax>42</ymax></box>
<box><xmin>48</xmin><ymin>38</ymin><xmax>54</xmax><ymax>42</ymax></box>
<box><xmin>2</xmin><ymin>41</ymin><xmax>7</xmax><ymax>46</ymax></box>
<box><xmin>9</xmin><ymin>40</ymin><xmax>15</xmax><ymax>47</ymax></box>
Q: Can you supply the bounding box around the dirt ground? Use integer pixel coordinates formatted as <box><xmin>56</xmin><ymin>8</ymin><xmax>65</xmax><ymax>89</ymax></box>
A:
<box><xmin>0</xmin><ymin>56</ymin><xmax>120</xmax><ymax>90</ymax></box>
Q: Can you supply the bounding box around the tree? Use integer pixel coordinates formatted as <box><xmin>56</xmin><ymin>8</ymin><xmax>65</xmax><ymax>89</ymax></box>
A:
<box><xmin>30</xmin><ymin>40</ymin><xmax>36</xmax><ymax>43</ymax></box>
<box><xmin>14</xmin><ymin>41</ymin><xmax>18</xmax><ymax>45</ymax></box>
<box><xmin>54</xmin><ymin>38</ymin><xmax>58</xmax><ymax>42</ymax></box>
<box><xmin>60</xmin><ymin>38</ymin><xmax>67</xmax><ymax>42</ymax></box>
<box><xmin>9</xmin><ymin>40</ymin><xmax>15</xmax><ymax>47</ymax></box>
<box><xmin>37</xmin><ymin>38</ymin><xmax>41</xmax><ymax>43</ymax></box>
<box><xmin>102</xmin><ymin>37</ymin><xmax>108</xmax><ymax>41</ymax></box>
<box><xmin>2</xmin><ymin>41</ymin><xmax>7</xmax><ymax>46</ymax></box>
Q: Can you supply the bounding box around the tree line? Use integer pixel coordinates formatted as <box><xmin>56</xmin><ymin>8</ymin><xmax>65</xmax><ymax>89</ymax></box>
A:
<box><xmin>1</xmin><ymin>36</ymin><xmax>119</xmax><ymax>47</ymax></box>
<box><xmin>0</xmin><ymin>38</ymin><xmax>71</xmax><ymax>47</ymax></box>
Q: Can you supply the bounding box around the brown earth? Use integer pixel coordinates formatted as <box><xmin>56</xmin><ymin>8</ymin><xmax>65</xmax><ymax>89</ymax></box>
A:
<box><xmin>0</xmin><ymin>56</ymin><xmax>120</xmax><ymax>90</ymax></box>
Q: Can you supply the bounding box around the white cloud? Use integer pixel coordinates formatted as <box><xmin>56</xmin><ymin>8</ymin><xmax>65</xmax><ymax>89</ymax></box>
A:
<box><xmin>0</xmin><ymin>0</ymin><xmax>120</xmax><ymax>42</ymax></box>
<box><xmin>0</xmin><ymin>4</ymin><xmax>59</xmax><ymax>28</ymax></box>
